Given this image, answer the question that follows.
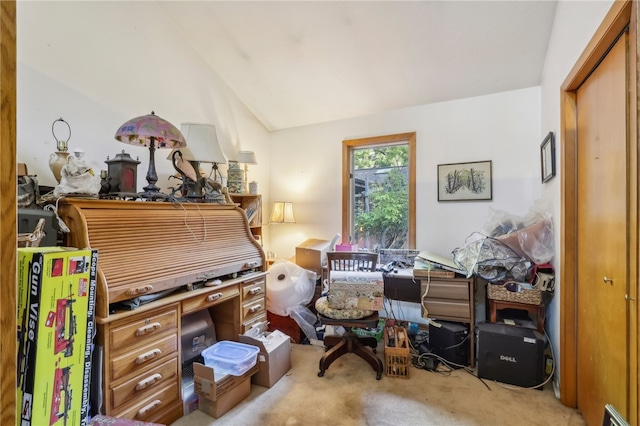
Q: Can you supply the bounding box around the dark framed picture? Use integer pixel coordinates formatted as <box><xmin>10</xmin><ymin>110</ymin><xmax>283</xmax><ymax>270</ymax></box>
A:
<box><xmin>540</xmin><ymin>132</ymin><xmax>556</xmax><ymax>183</ymax></box>
<box><xmin>437</xmin><ymin>160</ymin><xmax>492</xmax><ymax>201</ymax></box>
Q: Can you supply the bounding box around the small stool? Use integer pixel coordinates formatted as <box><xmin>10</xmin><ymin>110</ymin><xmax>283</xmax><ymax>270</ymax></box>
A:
<box><xmin>488</xmin><ymin>299</ymin><xmax>546</xmax><ymax>333</ymax></box>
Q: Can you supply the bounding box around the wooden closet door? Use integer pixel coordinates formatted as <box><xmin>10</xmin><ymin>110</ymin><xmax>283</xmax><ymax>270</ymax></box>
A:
<box><xmin>575</xmin><ymin>31</ymin><xmax>629</xmax><ymax>425</ymax></box>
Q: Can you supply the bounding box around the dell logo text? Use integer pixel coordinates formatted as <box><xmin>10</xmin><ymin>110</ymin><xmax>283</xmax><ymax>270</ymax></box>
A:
<box><xmin>500</xmin><ymin>355</ymin><xmax>517</xmax><ymax>363</ymax></box>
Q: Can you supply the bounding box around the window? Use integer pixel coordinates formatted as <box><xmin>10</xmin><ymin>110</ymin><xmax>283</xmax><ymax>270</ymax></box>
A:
<box><xmin>342</xmin><ymin>132</ymin><xmax>416</xmax><ymax>251</ymax></box>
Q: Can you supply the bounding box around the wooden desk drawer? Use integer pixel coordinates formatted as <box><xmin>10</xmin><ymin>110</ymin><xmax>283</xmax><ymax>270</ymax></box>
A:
<box><xmin>242</xmin><ymin>278</ymin><xmax>266</xmax><ymax>303</ymax></box>
<box><xmin>116</xmin><ymin>381</ymin><xmax>180</xmax><ymax>422</ymax></box>
<box><xmin>110</xmin><ymin>307</ymin><xmax>178</xmax><ymax>350</ymax></box>
<box><xmin>242</xmin><ymin>299</ymin><xmax>265</xmax><ymax>322</ymax></box>
<box><xmin>182</xmin><ymin>285</ymin><xmax>239</xmax><ymax>315</ymax></box>
<box><xmin>111</xmin><ymin>356</ymin><xmax>178</xmax><ymax>410</ymax></box>
<box><xmin>423</xmin><ymin>299</ymin><xmax>470</xmax><ymax>321</ymax></box>
<box><xmin>242</xmin><ymin>313</ymin><xmax>267</xmax><ymax>333</ymax></box>
<box><xmin>111</xmin><ymin>333</ymin><xmax>178</xmax><ymax>381</ymax></box>
<box><xmin>421</xmin><ymin>281</ymin><xmax>469</xmax><ymax>301</ymax></box>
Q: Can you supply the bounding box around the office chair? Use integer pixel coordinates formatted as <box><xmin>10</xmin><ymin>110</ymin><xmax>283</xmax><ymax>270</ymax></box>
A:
<box><xmin>316</xmin><ymin>251</ymin><xmax>384</xmax><ymax>380</ymax></box>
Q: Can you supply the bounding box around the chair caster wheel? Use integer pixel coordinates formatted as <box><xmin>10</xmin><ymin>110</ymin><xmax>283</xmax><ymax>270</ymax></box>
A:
<box><xmin>372</xmin><ymin>348</ymin><xmax>377</xmax><ymax>354</ymax></box>
<box><xmin>376</xmin><ymin>372</ymin><xmax>382</xmax><ymax>380</ymax></box>
<box><xmin>318</xmin><ymin>371</ymin><xmax>325</xmax><ymax>377</ymax></box>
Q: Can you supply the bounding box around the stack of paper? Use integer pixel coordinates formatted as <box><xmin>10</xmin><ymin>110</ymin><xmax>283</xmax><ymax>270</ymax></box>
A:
<box><xmin>414</xmin><ymin>250</ymin><xmax>467</xmax><ymax>275</ymax></box>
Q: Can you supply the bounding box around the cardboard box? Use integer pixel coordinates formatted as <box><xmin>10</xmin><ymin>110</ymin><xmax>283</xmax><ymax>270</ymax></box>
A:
<box><xmin>16</xmin><ymin>247</ymin><xmax>98</xmax><ymax>426</ymax></box>
<box><xmin>238</xmin><ymin>322</ymin><xmax>291</xmax><ymax>388</ymax></box>
<box><xmin>295</xmin><ymin>238</ymin><xmax>331</xmax><ymax>276</ymax></box>
<box><xmin>327</xmin><ymin>270</ymin><xmax>384</xmax><ymax>310</ymax></box>
<box><xmin>197</xmin><ymin>379</ymin><xmax>251</xmax><ymax>419</ymax></box>
<box><xmin>193</xmin><ymin>362</ymin><xmax>258</xmax><ymax>418</ymax></box>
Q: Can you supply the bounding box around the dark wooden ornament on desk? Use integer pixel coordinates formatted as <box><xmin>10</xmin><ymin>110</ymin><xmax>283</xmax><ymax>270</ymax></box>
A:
<box><xmin>105</xmin><ymin>151</ymin><xmax>140</xmax><ymax>193</ymax></box>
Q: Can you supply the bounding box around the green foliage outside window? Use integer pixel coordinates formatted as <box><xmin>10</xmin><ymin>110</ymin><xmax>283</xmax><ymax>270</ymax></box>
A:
<box><xmin>353</xmin><ymin>145</ymin><xmax>409</xmax><ymax>250</ymax></box>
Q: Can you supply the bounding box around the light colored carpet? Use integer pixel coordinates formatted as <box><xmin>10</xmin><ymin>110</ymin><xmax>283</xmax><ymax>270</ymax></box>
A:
<box><xmin>171</xmin><ymin>343</ymin><xmax>585</xmax><ymax>426</ymax></box>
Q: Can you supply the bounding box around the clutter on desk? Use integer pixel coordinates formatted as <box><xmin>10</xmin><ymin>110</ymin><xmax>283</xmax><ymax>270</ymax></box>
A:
<box><xmin>378</xmin><ymin>248</ymin><xmax>420</xmax><ymax>267</ymax></box>
<box><xmin>414</xmin><ymin>250</ymin><xmax>466</xmax><ymax>275</ymax></box>
<box><xmin>412</xmin><ymin>254</ymin><xmax>456</xmax><ymax>279</ymax></box>
<box><xmin>452</xmin><ymin>199</ymin><xmax>554</xmax><ymax>283</ymax></box>
<box><xmin>53</xmin><ymin>154</ymin><xmax>101</xmax><ymax>198</ymax></box>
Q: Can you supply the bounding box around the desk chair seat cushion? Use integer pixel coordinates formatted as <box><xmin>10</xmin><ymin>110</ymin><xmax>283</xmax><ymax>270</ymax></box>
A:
<box><xmin>315</xmin><ymin>296</ymin><xmax>373</xmax><ymax>320</ymax></box>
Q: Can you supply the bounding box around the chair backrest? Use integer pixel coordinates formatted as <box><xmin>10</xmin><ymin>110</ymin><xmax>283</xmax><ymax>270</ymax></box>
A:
<box><xmin>327</xmin><ymin>251</ymin><xmax>378</xmax><ymax>272</ymax></box>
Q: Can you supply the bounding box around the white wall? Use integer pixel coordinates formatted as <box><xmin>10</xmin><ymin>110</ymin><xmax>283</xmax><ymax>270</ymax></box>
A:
<box><xmin>539</xmin><ymin>0</ymin><xmax>613</xmax><ymax>394</ymax></box>
<box><xmin>268</xmin><ymin>87</ymin><xmax>542</xmax><ymax>260</ymax></box>
<box><xmin>17</xmin><ymin>1</ymin><xmax>270</xmax><ymax>223</ymax></box>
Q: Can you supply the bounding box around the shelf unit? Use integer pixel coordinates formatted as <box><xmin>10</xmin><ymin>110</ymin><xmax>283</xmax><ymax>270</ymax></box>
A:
<box><xmin>230</xmin><ymin>194</ymin><xmax>262</xmax><ymax>243</ymax></box>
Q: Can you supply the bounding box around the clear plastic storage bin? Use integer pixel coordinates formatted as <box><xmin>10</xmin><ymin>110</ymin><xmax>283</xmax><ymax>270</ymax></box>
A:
<box><xmin>201</xmin><ymin>341</ymin><xmax>260</xmax><ymax>376</ymax></box>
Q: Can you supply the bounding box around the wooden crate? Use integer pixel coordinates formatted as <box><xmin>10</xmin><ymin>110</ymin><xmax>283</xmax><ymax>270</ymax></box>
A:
<box><xmin>384</xmin><ymin>326</ymin><xmax>410</xmax><ymax>378</ymax></box>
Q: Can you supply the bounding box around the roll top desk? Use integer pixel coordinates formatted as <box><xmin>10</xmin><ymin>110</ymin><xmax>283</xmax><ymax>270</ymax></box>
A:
<box><xmin>58</xmin><ymin>199</ymin><xmax>266</xmax><ymax>424</ymax></box>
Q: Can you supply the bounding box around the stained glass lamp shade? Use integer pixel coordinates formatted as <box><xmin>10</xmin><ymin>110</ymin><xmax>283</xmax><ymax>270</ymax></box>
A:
<box><xmin>114</xmin><ymin>111</ymin><xmax>186</xmax><ymax>199</ymax></box>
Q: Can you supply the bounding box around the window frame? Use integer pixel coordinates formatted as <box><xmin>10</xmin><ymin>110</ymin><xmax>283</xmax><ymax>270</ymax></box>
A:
<box><xmin>341</xmin><ymin>132</ymin><xmax>416</xmax><ymax>249</ymax></box>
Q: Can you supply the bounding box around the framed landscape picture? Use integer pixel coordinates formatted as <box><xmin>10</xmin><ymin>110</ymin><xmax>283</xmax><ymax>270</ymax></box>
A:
<box><xmin>437</xmin><ymin>160</ymin><xmax>492</xmax><ymax>201</ymax></box>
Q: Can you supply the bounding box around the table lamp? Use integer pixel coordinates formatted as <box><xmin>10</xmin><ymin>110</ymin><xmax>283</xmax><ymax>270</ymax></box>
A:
<box><xmin>236</xmin><ymin>150</ymin><xmax>257</xmax><ymax>193</ymax></box>
<box><xmin>49</xmin><ymin>117</ymin><xmax>72</xmax><ymax>183</ymax></box>
<box><xmin>269</xmin><ymin>202</ymin><xmax>296</xmax><ymax>224</ymax></box>
<box><xmin>168</xmin><ymin>123</ymin><xmax>227</xmax><ymax>199</ymax></box>
<box><xmin>114</xmin><ymin>111</ymin><xmax>186</xmax><ymax>199</ymax></box>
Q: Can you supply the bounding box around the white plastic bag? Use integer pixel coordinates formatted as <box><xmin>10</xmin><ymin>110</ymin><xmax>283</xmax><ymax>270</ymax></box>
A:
<box><xmin>266</xmin><ymin>260</ymin><xmax>320</xmax><ymax>344</ymax></box>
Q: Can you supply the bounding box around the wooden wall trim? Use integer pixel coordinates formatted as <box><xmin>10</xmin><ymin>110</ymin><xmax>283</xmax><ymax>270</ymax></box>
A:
<box><xmin>342</xmin><ymin>132</ymin><xmax>416</xmax><ymax>248</ymax></box>
<box><xmin>562</xmin><ymin>1</ymin><xmax>632</xmax><ymax>92</ymax></box>
<box><xmin>630</xmin><ymin>2</ymin><xmax>639</xmax><ymax>424</ymax></box>
<box><xmin>0</xmin><ymin>1</ymin><xmax>17</xmax><ymax>424</ymax></box>
<box><xmin>560</xmin><ymin>89</ymin><xmax>578</xmax><ymax>408</ymax></box>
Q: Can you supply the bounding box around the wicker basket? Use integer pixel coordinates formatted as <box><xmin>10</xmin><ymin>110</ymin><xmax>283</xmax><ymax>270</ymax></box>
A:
<box><xmin>384</xmin><ymin>326</ymin><xmax>410</xmax><ymax>379</ymax></box>
<box><xmin>487</xmin><ymin>283</ymin><xmax>542</xmax><ymax>305</ymax></box>
<box><xmin>17</xmin><ymin>218</ymin><xmax>46</xmax><ymax>248</ymax></box>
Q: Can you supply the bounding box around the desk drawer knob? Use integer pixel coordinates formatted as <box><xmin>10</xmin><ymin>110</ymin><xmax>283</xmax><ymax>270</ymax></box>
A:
<box><xmin>248</xmin><ymin>304</ymin><xmax>262</xmax><ymax>314</ymax></box>
<box><xmin>248</xmin><ymin>287</ymin><xmax>262</xmax><ymax>295</ymax></box>
<box><xmin>135</xmin><ymin>373</ymin><xmax>162</xmax><ymax>391</ymax></box>
<box><xmin>135</xmin><ymin>322</ymin><xmax>161</xmax><ymax>336</ymax></box>
<box><xmin>207</xmin><ymin>292</ymin><xmax>223</xmax><ymax>302</ymax></box>
<box><xmin>136</xmin><ymin>399</ymin><xmax>161</xmax><ymax>419</ymax></box>
<box><xmin>135</xmin><ymin>348</ymin><xmax>161</xmax><ymax>365</ymax></box>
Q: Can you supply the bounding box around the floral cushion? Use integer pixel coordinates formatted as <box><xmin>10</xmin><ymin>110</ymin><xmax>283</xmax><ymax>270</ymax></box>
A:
<box><xmin>315</xmin><ymin>296</ymin><xmax>374</xmax><ymax>320</ymax></box>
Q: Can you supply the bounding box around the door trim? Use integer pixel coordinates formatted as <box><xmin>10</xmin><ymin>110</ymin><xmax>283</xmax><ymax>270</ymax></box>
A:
<box><xmin>559</xmin><ymin>1</ymin><xmax>638</xmax><ymax>423</ymax></box>
<box><xmin>0</xmin><ymin>1</ymin><xmax>17</xmax><ymax>423</ymax></box>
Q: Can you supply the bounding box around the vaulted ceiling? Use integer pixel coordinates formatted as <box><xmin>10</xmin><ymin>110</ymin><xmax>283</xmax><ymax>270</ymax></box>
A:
<box><xmin>160</xmin><ymin>1</ymin><xmax>557</xmax><ymax>131</ymax></box>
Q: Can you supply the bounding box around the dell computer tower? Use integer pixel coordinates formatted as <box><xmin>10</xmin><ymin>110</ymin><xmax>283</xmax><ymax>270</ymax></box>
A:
<box><xmin>429</xmin><ymin>320</ymin><xmax>470</xmax><ymax>367</ymax></box>
<box><xmin>476</xmin><ymin>322</ymin><xmax>546</xmax><ymax>388</ymax></box>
